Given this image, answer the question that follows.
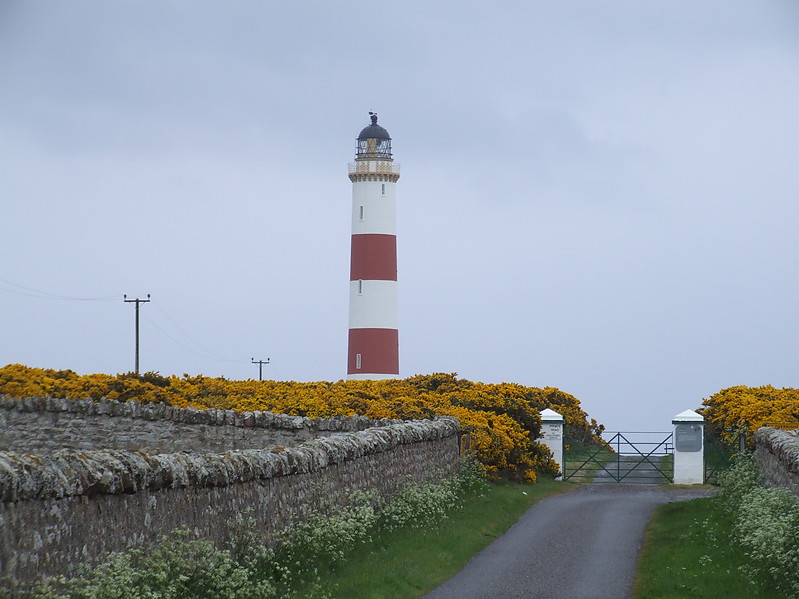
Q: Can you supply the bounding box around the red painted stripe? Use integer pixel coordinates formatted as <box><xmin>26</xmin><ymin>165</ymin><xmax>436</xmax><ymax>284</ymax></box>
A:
<box><xmin>347</xmin><ymin>328</ymin><xmax>399</xmax><ymax>375</ymax></box>
<box><xmin>350</xmin><ymin>234</ymin><xmax>397</xmax><ymax>281</ymax></box>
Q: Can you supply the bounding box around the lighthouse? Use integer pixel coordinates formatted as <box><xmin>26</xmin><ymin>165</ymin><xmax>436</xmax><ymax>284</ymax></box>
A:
<box><xmin>347</xmin><ymin>113</ymin><xmax>401</xmax><ymax>380</ymax></box>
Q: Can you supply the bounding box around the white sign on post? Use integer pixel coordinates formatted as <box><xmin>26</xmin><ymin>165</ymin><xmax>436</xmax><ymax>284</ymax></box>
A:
<box><xmin>673</xmin><ymin>409</ymin><xmax>704</xmax><ymax>484</ymax></box>
<box><xmin>540</xmin><ymin>409</ymin><xmax>564</xmax><ymax>480</ymax></box>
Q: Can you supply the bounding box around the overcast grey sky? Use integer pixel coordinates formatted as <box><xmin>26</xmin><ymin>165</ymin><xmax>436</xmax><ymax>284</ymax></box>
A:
<box><xmin>1</xmin><ymin>1</ymin><xmax>797</xmax><ymax>431</ymax></box>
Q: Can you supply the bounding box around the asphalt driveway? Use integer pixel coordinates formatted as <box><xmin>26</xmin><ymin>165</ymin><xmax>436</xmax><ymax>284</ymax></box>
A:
<box><xmin>421</xmin><ymin>484</ymin><xmax>714</xmax><ymax>599</ymax></box>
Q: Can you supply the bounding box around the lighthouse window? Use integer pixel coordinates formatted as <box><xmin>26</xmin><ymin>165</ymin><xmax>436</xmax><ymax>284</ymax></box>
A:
<box><xmin>359</xmin><ymin>205</ymin><xmax>364</xmax><ymax>220</ymax></box>
<box><xmin>356</xmin><ymin>353</ymin><xmax>362</xmax><ymax>369</ymax></box>
<box><xmin>358</xmin><ymin>280</ymin><xmax>363</xmax><ymax>294</ymax></box>
<box><xmin>381</xmin><ymin>184</ymin><xmax>385</xmax><ymax>195</ymax></box>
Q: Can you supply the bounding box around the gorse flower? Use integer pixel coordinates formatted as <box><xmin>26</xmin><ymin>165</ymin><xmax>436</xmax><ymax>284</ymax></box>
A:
<box><xmin>0</xmin><ymin>365</ymin><xmax>603</xmax><ymax>480</ymax></box>
<box><xmin>700</xmin><ymin>385</ymin><xmax>799</xmax><ymax>445</ymax></box>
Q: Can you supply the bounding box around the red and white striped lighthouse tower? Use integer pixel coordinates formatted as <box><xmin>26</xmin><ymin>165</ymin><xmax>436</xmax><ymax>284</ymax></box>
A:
<box><xmin>347</xmin><ymin>113</ymin><xmax>400</xmax><ymax>380</ymax></box>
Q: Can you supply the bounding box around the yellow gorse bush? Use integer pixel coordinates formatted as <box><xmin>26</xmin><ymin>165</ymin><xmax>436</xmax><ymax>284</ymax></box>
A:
<box><xmin>0</xmin><ymin>365</ymin><xmax>604</xmax><ymax>481</ymax></box>
<box><xmin>700</xmin><ymin>385</ymin><xmax>799</xmax><ymax>444</ymax></box>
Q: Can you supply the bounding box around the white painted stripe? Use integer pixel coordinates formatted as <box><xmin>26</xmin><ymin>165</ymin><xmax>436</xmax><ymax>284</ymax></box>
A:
<box><xmin>347</xmin><ymin>372</ymin><xmax>401</xmax><ymax>381</ymax></box>
<box><xmin>352</xmin><ymin>181</ymin><xmax>396</xmax><ymax>235</ymax></box>
<box><xmin>349</xmin><ymin>280</ymin><xmax>398</xmax><ymax>329</ymax></box>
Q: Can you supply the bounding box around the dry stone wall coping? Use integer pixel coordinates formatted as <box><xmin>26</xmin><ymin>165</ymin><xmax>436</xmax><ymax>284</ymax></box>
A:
<box><xmin>0</xmin><ymin>394</ymin><xmax>394</xmax><ymax>433</ymax></box>
<box><xmin>1</xmin><ymin>395</ymin><xmax>463</xmax><ymax>584</ymax></box>
<box><xmin>754</xmin><ymin>427</ymin><xmax>799</xmax><ymax>497</ymax></box>
<box><xmin>755</xmin><ymin>427</ymin><xmax>799</xmax><ymax>473</ymax></box>
<box><xmin>0</xmin><ymin>415</ymin><xmax>460</xmax><ymax>502</ymax></box>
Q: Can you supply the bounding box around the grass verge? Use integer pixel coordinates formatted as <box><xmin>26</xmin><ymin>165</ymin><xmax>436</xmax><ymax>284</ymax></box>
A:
<box><xmin>307</xmin><ymin>478</ymin><xmax>571</xmax><ymax>599</ymax></box>
<box><xmin>633</xmin><ymin>494</ymin><xmax>782</xmax><ymax>599</ymax></box>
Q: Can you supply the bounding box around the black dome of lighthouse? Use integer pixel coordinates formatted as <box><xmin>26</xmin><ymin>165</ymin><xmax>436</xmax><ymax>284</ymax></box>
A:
<box><xmin>357</xmin><ymin>123</ymin><xmax>391</xmax><ymax>140</ymax></box>
<box><xmin>356</xmin><ymin>112</ymin><xmax>392</xmax><ymax>159</ymax></box>
<box><xmin>357</xmin><ymin>112</ymin><xmax>391</xmax><ymax>140</ymax></box>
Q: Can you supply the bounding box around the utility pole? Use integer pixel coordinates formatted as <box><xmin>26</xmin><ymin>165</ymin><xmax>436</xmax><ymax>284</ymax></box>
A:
<box><xmin>251</xmin><ymin>357</ymin><xmax>270</xmax><ymax>381</ymax></box>
<box><xmin>124</xmin><ymin>294</ymin><xmax>150</xmax><ymax>375</ymax></box>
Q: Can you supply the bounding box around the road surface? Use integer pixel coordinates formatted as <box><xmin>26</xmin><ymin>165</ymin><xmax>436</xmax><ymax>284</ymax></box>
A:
<box><xmin>421</xmin><ymin>484</ymin><xmax>714</xmax><ymax>599</ymax></box>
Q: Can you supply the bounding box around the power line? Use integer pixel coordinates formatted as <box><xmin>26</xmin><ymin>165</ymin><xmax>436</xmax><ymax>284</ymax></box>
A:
<box><xmin>143</xmin><ymin>313</ymin><xmax>245</xmax><ymax>364</ymax></box>
<box><xmin>150</xmin><ymin>301</ymin><xmax>244</xmax><ymax>363</ymax></box>
<box><xmin>2</xmin><ymin>277</ymin><xmax>258</xmax><ymax>371</ymax></box>
<box><xmin>0</xmin><ymin>278</ymin><xmax>122</xmax><ymax>301</ymax></box>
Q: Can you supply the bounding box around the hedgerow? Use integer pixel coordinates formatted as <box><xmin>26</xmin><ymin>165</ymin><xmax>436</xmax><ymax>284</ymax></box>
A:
<box><xmin>700</xmin><ymin>385</ymin><xmax>799</xmax><ymax>445</ymax></box>
<box><xmin>0</xmin><ymin>365</ymin><xmax>604</xmax><ymax>480</ymax></box>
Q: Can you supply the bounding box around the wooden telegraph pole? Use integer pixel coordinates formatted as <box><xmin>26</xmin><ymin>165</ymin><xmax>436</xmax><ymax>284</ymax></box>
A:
<box><xmin>251</xmin><ymin>358</ymin><xmax>270</xmax><ymax>381</ymax></box>
<box><xmin>124</xmin><ymin>294</ymin><xmax>150</xmax><ymax>374</ymax></box>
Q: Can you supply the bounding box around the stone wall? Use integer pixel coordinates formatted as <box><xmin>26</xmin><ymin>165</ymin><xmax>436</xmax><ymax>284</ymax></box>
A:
<box><xmin>0</xmin><ymin>396</ymin><xmax>461</xmax><ymax>584</ymax></box>
<box><xmin>754</xmin><ymin>427</ymin><xmax>799</xmax><ymax>497</ymax></box>
<box><xmin>1</xmin><ymin>395</ymin><xmax>392</xmax><ymax>453</ymax></box>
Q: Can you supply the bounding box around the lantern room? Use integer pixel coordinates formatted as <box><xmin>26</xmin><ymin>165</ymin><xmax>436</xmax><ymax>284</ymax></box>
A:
<box><xmin>356</xmin><ymin>112</ymin><xmax>392</xmax><ymax>160</ymax></box>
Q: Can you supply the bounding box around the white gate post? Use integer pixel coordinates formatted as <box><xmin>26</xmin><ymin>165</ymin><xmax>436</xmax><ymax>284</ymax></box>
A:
<box><xmin>672</xmin><ymin>409</ymin><xmax>705</xmax><ymax>484</ymax></box>
<box><xmin>540</xmin><ymin>409</ymin><xmax>565</xmax><ymax>481</ymax></box>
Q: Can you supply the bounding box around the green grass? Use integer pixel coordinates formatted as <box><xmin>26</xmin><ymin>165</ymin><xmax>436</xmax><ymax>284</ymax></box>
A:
<box><xmin>302</xmin><ymin>478</ymin><xmax>570</xmax><ymax>599</ymax></box>
<box><xmin>634</xmin><ymin>494</ymin><xmax>782</xmax><ymax>599</ymax></box>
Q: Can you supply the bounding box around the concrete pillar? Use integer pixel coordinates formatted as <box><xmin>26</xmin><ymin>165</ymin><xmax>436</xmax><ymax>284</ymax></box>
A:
<box><xmin>540</xmin><ymin>409</ymin><xmax>565</xmax><ymax>480</ymax></box>
<box><xmin>673</xmin><ymin>409</ymin><xmax>705</xmax><ymax>484</ymax></box>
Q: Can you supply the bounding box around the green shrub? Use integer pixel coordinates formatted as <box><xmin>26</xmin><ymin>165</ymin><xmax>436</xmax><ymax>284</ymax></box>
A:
<box><xmin>382</xmin><ymin>478</ymin><xmax>459</xmax><ymax>530</ymax></box>
<box><xmin>28</xmin><ymin>530</ymin><xmax>277</xmax><ymax>599</ymax></box>
<box><xmin>720</xmin><ymin>452</ymin><xmax>799</xmax><ymax>598</ymax></box>
<box><xmin>276</xmin><ymin>489</ymin><xmax>380</xmax><ymax>567</ymax></box>
<box><xmin>718</xmin><ymin>452</ymin><xmax>763</xmax><ymax>506</ymax></box>
<box><xmin>735</xmin><ymin>485</ymin><xmax>799</xmax><ymax>597</ymax></box>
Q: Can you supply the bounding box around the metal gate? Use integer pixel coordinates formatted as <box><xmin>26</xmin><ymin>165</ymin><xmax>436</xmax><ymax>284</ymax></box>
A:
<box><xmin>563</xmin><ymin>431</ymin><xmax>674</xmax><ymax>484</ymax></box>
<box><xmin>703</xmin><ymin>432</ymin><xmax>744</xmax><ymax>485</ymax></box>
